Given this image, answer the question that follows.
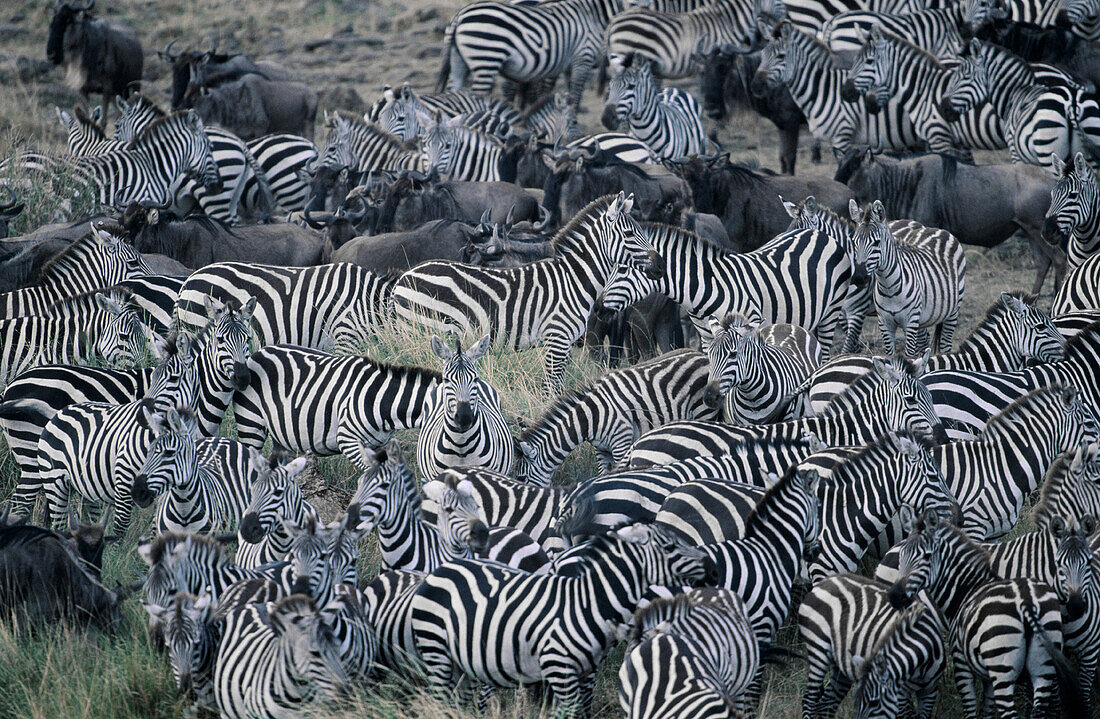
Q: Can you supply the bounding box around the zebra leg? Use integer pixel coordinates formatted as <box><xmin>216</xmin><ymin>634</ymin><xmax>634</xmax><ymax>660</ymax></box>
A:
<box><xmin>914</xmin><ymin>680</ymin><xmax>939</xmax><ymax>719</ymax></box>
<box><xmin>468</xmin><ymin>67</ymin><xmax>500</xmax><ymax>96</ymax></box>
<box><xmin>989</xmin><ymin>678</ymin><xmax>1018</xmax><ymax>719</ymax></box>
<box><xmin>878</xmin><ymin>315</ymin><xmax>898</xmax><ymax>356</ymax></box>
<box><xmin>938</xmin><ymin>307</ymin><xmax>960</xmax><ymax>354</ymax></box>
<box><xmin>42</xmin><ymin>474</ymin><xmax>71</xmax><ymax>530</ymax></box>
<box><xmin>541</xmin><ymin>334</ymin><xmax>570</xmax><ymax>398</ymax></box>
<box><xmin>951</xmin><ymin>647</ymin><xmax>982</xmax><ymax>719</ymax></box>
<box><xmin>801</xmin><ymin>654</ymin><xmax>833</xmax><ymax>718</ymax></box>
<box><xmin>818</xmin><ymin>666</ymin><xmax>852</xmax><ymax>718</ymax></box>
<box><xmin>566</xmin><ymin>49</ymin><xmax>598</xmax><ymax>109</ymax></box>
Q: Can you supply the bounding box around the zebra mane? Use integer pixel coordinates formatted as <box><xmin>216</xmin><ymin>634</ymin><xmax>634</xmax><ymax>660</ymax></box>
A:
<box><xmin>125</xmin><ymin>111</ymin><xmax>195</xmax><ymax>150</ymax></box>
<box><xmin>331</xmin><ymin>110</ymin><xmax>418</xmax><ymax>151</ymax></box>
<box><xmin>627</xmin><ymin>592</ymin><xmax>697</xmax><ymax>644</ymax></box>
<box><xmin>44</xmin><ymin>285</ymin><xmax>135</xmax><ymax>314</ymax></box>
<box><xmin>144</xmin><ymin>531</ymin><xmax>230</xmax><ymax>568</ymax></box>
<box><xmin>956</xmin><ymin>290</ymin><xmax>1038</xmax><ymax>345</ymax></box>
<box><xmin>878</xmin><ymin>28</ymin><xmax>944</xmax><ymax>68</ymax></box>
<box><xmin>519</xmin><ymin>93</ymin><xmax>565</xmax><ymax>123</ymax></box>
<box><xmin>833</xmin><ymin>429</ymin><xmax>931</xmax><ymax>480</ymax></box>
<box><xmin>742</xmin><ymin>464</ymin><xmax>802</xmax><ymax>537</ymax></box>
<box><xmin>37</xmin><ymin>222</ymin><xmax>130</xmax><ymax>283</ymax></box>
<box><xmin>72</xmin><ymin>106</ymin><xmax>107</xmax><ymax>137</ymax></box>
<box><xmin>1064</xmin><ymin>320</ymin><xmax>1100</xmax><ymax>359</ymax></box>
<box><xmin>269</xmin><ymin>593</ymin><xmax>319</xmax><ymax>619</ymax></box>
<box><xmin>648</xmin><ymin>220</ymin><xmax>726</xmax><ymax>253</ymax></box>
<box><xmin>982</xmin><ymin>386</ymin><xmax>1067</xmax><ymax>440</ymax></box>
<box><xmin>857</xmin><ymin>603</ymin><xmax>927</xmax><ymax>679</ymax></box>
<box><xmin>548</xmin><ymin>194</ymin><xmax>617</xmax><ymax>254</ymax></box>
<box><xmin>125</xmin><ymin>93</ymin><xmax>168</xmax><ymax>119</ymax></box>
<box><xmin>819</xmin><ymin>357</ymin><xmax>920</xmax><ymax>417</ymax></box>
<box><xmin>1032</xmin><ymin>445</ymin><xmax>1100</xmax><ymax>527</ymax></box>
<box><xmin>786</xmin><ymin>22</ymin><xmax>844</xmax><ymax>66</ymax></box>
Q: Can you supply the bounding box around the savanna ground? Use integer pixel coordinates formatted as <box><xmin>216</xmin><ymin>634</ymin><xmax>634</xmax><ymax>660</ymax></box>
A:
<box><xmin>0</xmin><ymin>0</ymin><xmax>1055</xmax><ymax>716</ymax></box>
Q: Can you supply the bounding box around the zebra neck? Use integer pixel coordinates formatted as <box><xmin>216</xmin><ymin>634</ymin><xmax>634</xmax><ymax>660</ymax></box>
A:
<box><xmin>377</xmin><ymin>495</ymin><xmax>430</xmax><ymax>569</ymax></box>
<box><xmin>523</xmin><ymin>396</ymin><xmax>596</xmax><ymax>478</ymax></box>
<box><xmin>873</xmin><ymin>238</ymin><xmax>904</xmax><ymax>293</ymax></box>
<box><xmin>935</xmin><ymin>538</ymin><xmax>995</xmax><ymax>621</ymax></box>
<box><xmin>931</xmin><ymin>320</ymin><xmax>1017</xmax><ymax>372</ymax></box>
<box><xmin>984</xmin><ymin>52</ymin><xmax>1037</xmax><ymax>117</ymax></box>
<box><xmin>1070</xmin><ymin>202</ymin><xmax>1100</xmax><ymax>260</ymax></box>
<box><xmin>624</xmin><ymin>90</ymin><xmax>660</xmax><ymax>130</ymax></box>
<box><xmin>272</xmin><ymin>638</ymin><xmax>323</xmax><ymax>702</ymax></box>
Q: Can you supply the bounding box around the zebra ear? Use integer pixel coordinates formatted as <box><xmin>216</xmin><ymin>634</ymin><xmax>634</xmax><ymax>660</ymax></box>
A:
<box><xmin>895</xmin><ymin>432</ymin><xmax>920</xmax><ymax>456</ymax></box>
<box><xmin>165</xmin><ymin>407</ymin><xmax>186</xmax><ymax>434</ymax></box>
<box><xmin>870</xmin><ymin>199</ymin><xmax>885</xmax><ymax>222</ymax></box>
<box><xmin>143</xmin><ymin>602</ymin><xmax>168</xmax><ymax>624</ymax></box>
<box><xmin>421</xmin><ymin>480</ymin><xmax>446</xmax><ymax>503</ymax></box>
<box><xmin>898</xmin><ymin>504</ymin><xmax>916</xmax><ymax>534</ymax></box>
<box><xmin>90</xmin><ymin>106</ymin><xmax>103</xmax><ymax>126</ymax></box>
<box><xmin>851</xmin><ymin>654</ymin><xmax>867</xmax><ymax>677</ymax></box>
<box><xmin>430</xmin><ymin>335</ymin><xmax>455</xmax><ymax>361</ymax></box>
<box><xmin>1050</xmin><ymin>153</ymin><xmax>1067</xmax><ymax>178</ymax></box>
<box><xmin>1000</xmin><ymin>291</ymin><xmax>1026</xmax><ymax>316</ymax></box>
<box><xmin>1074</xmin><ymin>152</ymin><xmax>1095</xmax><ymax>182</ymax></box>
<box><xmin>203</xmin><ymin>295</ymin><xmax>224</xmax><ymax>320</ymax></box>
<box><xmin>779</xmin><ymin>195</ymin><xmax>798</xmax><ymax>219</ymax></box>
<box><xmin>56</xmin><ymin>107</ymin><xmax>73</xmax><ymax>129</ymax></box>
<box><xmin>193</xmin><ymin>593</ymin><xmax>214</xmax><ymax>616</ymax></box>
<box><xmin>456</xmin><ymin>479</ymin><xmax>476</xmax><ymax>498</ymax></box>
<box><xmin>283</xmin><ymin>456</ymin><xmax>309</xmax><ymax>479</ymax></box>
<box><xmin>763</xmin><ymin>472</ymin><xmax>781</xmax><ymax>488</ymax></box>
<box><xmin>1061</xmin><ymin>386</ymin><xmax>1079</xmax><ymax>408</ymax></box>
<box><xmin>519</xmin><ymin>440</ymin><xmax>537</xmax><ymax>461</ymax></box>
<box><xmin>913</xmin><ymin>348</ymin><xmax>931</xmax><ymax>377</ymax></box>
<box><xmin>467</xmin><ymin>333</ymin><xmax>492</xmax><ymax>363</ymax></box>
<box><xmin>848</xmin><ymin>198</ymin><xmax>861</xmax><ymax>222</ymax></box>
<box><xmin>184</xmin><ymin>109</ymin><xmax>203</xmax><ymax>131</ymax></box>
<box><xmin>137</xmin><ymin>537</ymin><xmax>155</xmax><ymax>566</ymax></box>
<box><xmin>869</xmin><ymin>23</ymin><xmax>884</xmax><ymax>43</ymax></box>
<box><xmin>1050</xmin><ymin>514</ymin><xmax>1067</xmax><ymax>538</ymax></box>
<box><xmin>778</xmin><ymin>19</ymin><xmax>793</xmax><ymax>40</ymax></box>
<box><xmin>94</xmin><ymin>292</ymin><xmax>124</xmax><ymax>315</ymax></box>
<box><xmin>1082</xmin><ymin>515</ymin><xmax>1097</xmax><ymax>535</ymax></box>
<box><xmin>239</xmin><ymin>296</ymin><xmax>257</xmax><ymax>322</ymax></box>
<box><xmin>616</xmin><ymin>523</ymin><xmax>651</xmax><ymax>544</ymax></box>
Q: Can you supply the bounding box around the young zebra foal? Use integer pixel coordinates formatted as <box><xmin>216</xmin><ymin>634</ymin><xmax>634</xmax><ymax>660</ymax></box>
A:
<box><xmin>849</xmin><ymin>199</ymin><xmax>965</xmax><ymax>357</ymax></box>
<box><xmin>416</xmin><ymin>333</ymin><xmax>514</xmax><ymax>477</ymax></box>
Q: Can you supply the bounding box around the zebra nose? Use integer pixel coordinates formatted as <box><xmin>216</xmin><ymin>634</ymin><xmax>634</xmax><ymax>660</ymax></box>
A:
<box><xmin>600</xmin><ymin>104</ymin><xmax>620</xmax><ymax>131</ymax></box>
<box><xmin>469</xmin><ymin>522</ymin><xmax>490</xmax><ymax>553</ymax></box>
<box><xmin>888</xmin><ymin>580</ymin><xmax>911</xmax><ymax>609</ymax></box>
<box><xmin>931</xmin><ymin>424</ymin><xmax>949</xmax><ymax>445</ymax></box>
<box><xmin>1056</xmin><ymin>8</ymin><xmax>1073</xmax><ymax>26</ymax></box>
<box><xmin>132</xmin><ymin>475</ymin><xmax>154</xmax><ymax>508</ymax></box>
<box><xmin>454</xmin><ymin>401</ymin><xmax>474</xmax><ymax>431</ymax></box>
<box><xmin>239</xmin><ymin>513</ymin><xmax>264</xmax><ymax>543</ymax></box>
<box><xmin>232</xmin><ymin>363</ymin><xmax>251</xmax><ymax>391</ymax></box>
<box><xmin>1067</xmin><ymin>592</ymin><xmax>1087</xmax><ymax>621</ymax></box>
<box><xmin>840</xmin><ymin>79</ymin><xmax>861</xmax><ymax>103</ymax></box>
<box><xmin>1041</xmin><ymin>216</ymin><xmax>1067</xmax><ymax>246</ymax></box>
<box><xmin>703</xmin><ymin>383</ymin><xmax>723</xmax><ymax>409</ymax></box>
<box><xmin>644</xmin><ymin>250</ymin><xmax>665</xmax><ymax>280</ymax></box>
<box><xmin>938</xmin><ymin>99</ymin><xmax>960</xmax><ymax>123</ymax></box>
<box><xmin>291</xmin><ymin>575</ymin><xmax>312</xmax><ymax>596</ymax></box>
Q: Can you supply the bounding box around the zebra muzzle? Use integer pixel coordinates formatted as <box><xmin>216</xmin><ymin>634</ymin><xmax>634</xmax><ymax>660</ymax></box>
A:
<box><xmin>703</xmin><ymin>383</ymin><xmax>724</xmax><ymax>409</ymax></box>
<box><xmin>938</xmin><ymin>99</ymin><xmax>961</xmax><ymax>123</ymax></box>
<box><xmin>131</xmin><ymin>475</ymin><xmax>155</xmax><ymax>508</ymax></box>
<box><xmin>1041</xmin><ymin>216</ymin><xmax>1068</xmax><ymax>247</ymax></box>
<box><xmin>232</xmin><ymin>362</ymin><xmax>251</xmax><ymax>391</ymax></box>
<box><xmin>887</xmin><ymin>580</ymin><xmax>912</xmax><ymax>609</ymax></box>
<box><xmin>644</xmin><ymin>250</ymin><xmax>665</xmax><ymax>280</ymax></box>
<box><xmin>239</xmin><ymin>513</ymin><xmax>265</xmax><ymax>543</ymax></box>
<box><xmin>840</xmin><ymin>79</ymin><xmax>861</xmax><ymax>104</ymax></box>
<box><xmin>600</xmin><ymin>104</ymin><xmax>621</xmax><ymax>131</ymax></box>
<box><xmin>1066</xmin><ymin>592</ymin><xmax>1087</xmax><ymax>621</ymax></box>
<box><xmin>453</xmin><ymin>401</ymin><xmax>475</xmax><ymax>431</ymax></box>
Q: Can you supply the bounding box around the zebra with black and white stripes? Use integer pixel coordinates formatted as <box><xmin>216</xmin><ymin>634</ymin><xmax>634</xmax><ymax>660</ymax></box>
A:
<box><xmin>314</xmin><ymin>111</ymin><xmax>423</xmax><ymax>179</ymax></box>
<box><xmin>231</xmin><ymin>345</ymin><xmax>440</xmax><ymax>468</ymax></box>
<box><xmin>214</xmin><ymin>595</ymin><xmax>353</xmax><ymax>719</ymax></box>
<box><xmin>515</xmin><ymin>348</ymin><xmax>718</xmax><ymax>486</ymax></box>
<box><xmin>234</xmin><ymin>452</ymin><xmax>317</xmax><ymax>570</ymax></box>
<box><xmin>114</xmin><ymin>273</ymin><xmax>184</xmax><ymax>333</ymax></box>
<box><xmin>393</xmin><ymin>193</ymin><xmax>663</xmax><ymax>396</ymax></box>
<box><xmin>143</xmin><ymin>592</ymin><xmax>220</xmax><ymax>715</ymax></box>
<box><xmin>37</xmin><ymin>332</ymin><xmax>199</xmax><ymax>532</ymax></box>
<box><xmin>0</xmin><ymin>289</ymin><xmax>146</xmax><ymax>385</ymax></box>
<box><xmin>1054</xmin><ymin>252</ymin><xmax>1100</xmax><ymax>315</ymax></box>
<box><xmin>138</xmin><ymin>532</ymin><xmax>262</xmax><ymax>614</ymax></box>
<box><xmin>373</xmin><ymin>84</ymin><xmax>521</xmax><ymax>142</ymax></box>
<box><xmin>417</xmin><ymin>334</ymin><xmax>514</xmax><ymax>477</ymax></box>
<box><xmin>848</xmin><ymin>199</ymin><xmax>965</xmax><ymax>356</ymax></box>
<box><xmin>1032</xmin><ymin>443</ymin><xmax>1100</xmax><ymax>530</ymax></box>
<box><xmin>437</xmin><ymin>0</ymin><xmax>620</xmax><ymax>108</ymax></box>
<box><xmin>56</xmin><ymin>106</ymin><xmax>120</xmax><ymax>155</ymax></box>
<box><xmin>799</xmin><ymin>574</ymin><xmax>944</xmax><ymax>719</ymax></box>
<box><xmin>619</xmin><ymin>589</ymin><xmax>763</xmax><ymax>718</ymax></box>
<box><xmin>1045</xmin><ymin>151</ymin><xmax>1100</xmax><ymax>273</ymax></box>
<box><xmin>722</xmin><ymin>326</ymin><xmax>817</xmax><ymax>424</ymax></box>
<box><xmin>409</xmin><ymin>523</ymin><xmax>715</xmax><ymax>717</ymax></box>
<box><xmin>0</xmin><ymin>222</ymin><xmax>151</xmax><ymax>319</ymax></box>
<box><xmin>420</xmin><ymin>114</ymin><xmax>516</xmax><ymax>182</ymax></box>
<box><xmin>603</xmin><ymin>55</ymin><xmax>710</xmax><ymax>160</ymax></box>
<box><xmin>751</xmin><ymin>20</ymin><xmax>921</xmax><ymax>160</ymax></box>
<box><xmin>175</xmin><ymin>262</ymin><xmax>392</xmax><ymax>350</ymax></box>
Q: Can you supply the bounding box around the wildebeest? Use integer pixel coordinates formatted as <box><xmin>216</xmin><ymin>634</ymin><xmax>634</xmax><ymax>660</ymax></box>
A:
<box><xmin>119</xmin><ymin>203</ymin><xmax>324</xmax><ymax>268</ymax></box>
<box><xmin>159</xmin><ymin>39</ymin><xmax>292</xmax><ymax>110</ymax></box>
<box><xmin>975</xmin><ymin>19</ymin><xmax>1100</xmax><ymax>91</ymax></box>
<box><xmin>46</xmin><ymin>0</ymin><xmax>142</xmax><ymax>121</ymax></box>
<box><xmin>0</xmin><ymin>516</ymin><xmax>125</xmax><ymax>628</ymax></box>
<box><xmin>665</xmin><ymin>154</ymin><xmax>852</xmax><ymax>251</ymax></box>
<box><xmin>180</xmin><ymin>76</ymin><xmax>318</xmax><ymax>140</ymax></box>
<box><xmin>700</xmin><ymin>45</ymin><xmax>818</xmax><ymax>175</ymax></box>
<box><xmin>834</xmin><ymin>149</ymin><xmax>1059</xmax><ymax>293</ymax></box>
<box><xmin>328</xmin><ymin>219</ymin><xmax>503</xmax><ymax>273</ymax></box>
<box><xmin>0</xmin><ymin>188</ymin><xmax>24</xmax><ymax>239</ymax></box>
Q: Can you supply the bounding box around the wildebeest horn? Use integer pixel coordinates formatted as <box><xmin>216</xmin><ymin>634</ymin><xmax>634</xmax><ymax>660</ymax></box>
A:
<box><xmin>0</xmin><ymin>186</ymin><xmax>19</xmax><ymax>211</ymax></box>
<box><xmin>77</xmin><ymin>0</ymin><xmax>94</xmax><ymax>11</ymax></box>
<box><xmin>303</xmin><ymin>207</ymin><xmax>335</xmax><ymax>229</ymax></box>
<box><xmin>138</xmin><ymin>198</ymin><xmax>171</xmax><ymax>211</ymax></box>
<box><xmin>161</xmin><ymin>39</ymin><xmax>180</xmax><ymax>62</ymax></box>
<box><xmin>533</xmin><ymin>204</ymin><xmax>552</xmax><ymax>231</ymax></box>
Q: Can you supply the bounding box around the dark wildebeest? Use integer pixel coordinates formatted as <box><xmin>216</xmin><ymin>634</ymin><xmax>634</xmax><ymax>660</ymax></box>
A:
<box><xmin>700</xmin><ymin>45</ymin><xmax>820</xmax><ymax>175</ymax></box>
<box><xmin>120</xmin><ymin>203</ymin><xmax>324</xmax><ymax>269</ymax></box>
<box><xmin>975</xmin><ymin>20</ymin><xmax>1100</xmax><ymax>91</ymax></box>
<box><xmin>835</xmin><ymin>148</ymin><xmax>1059</xmax><ymax>293</ymax></box>
<box><xmin>0</xmin><ymin>516</ymin><xmax>125</xmax><ymax>629</ymax></box>
<box><xmin>159</xmin><ymin>40</ymin><xmax>292</xmax><ymax>110</ymax></box>
<box><xmin>665</xmin><ymin>153</ymin><xmax>852</xmax><ymax>251</ymax></box>
<box><xmin>180</xmin><ymin>76</ymin><xmax>318</xmax><ymax>141</ymax></box>
<box><xmin>0</xmin><ymin>188</ymin><xmax>24</xmax><ymax>239</ymax></box>
<box><xmin>542</xmin><ymin>147</ymin><xmax>690</xmax><ymax>227</ymax></box>
<box><xmin>367</xmin><ymin>172</ymin><xmax>547</xmax><ymax>233</ymax></box>
<box><xmin>46</xmin><ymin>0</ymin><xmax>142</xmax><ymax>122</ymax></box>
<box><xmin>328</xmin><ymin>219</ymin><xmax>504</xmax><ymax>273</ymax></box>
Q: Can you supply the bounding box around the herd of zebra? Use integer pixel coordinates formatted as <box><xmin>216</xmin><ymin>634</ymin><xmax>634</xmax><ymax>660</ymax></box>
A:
<box><xmin>5</xmin><ymin>0</ymin><xmax>1100</xmax><ymax>717</ymax></box>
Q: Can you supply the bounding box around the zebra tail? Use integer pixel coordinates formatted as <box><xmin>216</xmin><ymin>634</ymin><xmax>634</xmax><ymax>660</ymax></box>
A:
<box><xmin>1020</xmin><ymin>601</ymin><xmax>1085</xmax><ymax>719</ymax></box>
<box><xmin>759</xmin><ymin>641</ymin><xmax>803</xmax><ymax>669</ymax></box>
<box><xmin>436</xmin><ymin>22</ymin><xmax>456</xmax><ymax>93</ymax></box>
<box><xmin>242</xmin><ymin>145</ymin><xmax>276</xmax><ymax>221</ymax></box>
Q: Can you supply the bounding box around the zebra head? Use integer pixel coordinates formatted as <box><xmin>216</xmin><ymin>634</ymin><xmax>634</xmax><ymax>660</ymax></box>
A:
<box><xmin>132</xmin><ymin>405</ymin><xmax>200</xmax><ymax>510</ymax></box>
<box><xmin>349</xmin><ymin>440</ymin><xmax>410</xmax><ymax>530</ymax></box>
<box><xmin>886</xmin><ymin>506</ymin><xmax>948</xmax><ymax>608</ymax></box>
<box><xmin>1057</xmin><ymin>0</ymin><xmax>1100</xmax><ymax>27</ymax></box>
<box><xmin>113</xmin><ymin>93</ymin><xmax>164</xmax><ymax>143</ymax></box>
<box><xmin>850</xmin><ymin>604</ymin><xmax>931</xmax><ymax>719</ymax></box>
<box><xmin>1043</xmin><ymin>152</ymin><xmax>1100</xmax><ymax>249</ymax></box>
<box><xmin>1037</xmin><ymin>443</ymin><xmax>1100</xmax><ymax>530</ymax></box>
<box><xmin>146</xmin><ymin>331</ymin><xmax>201</xmax><ymax>413</ymax></box>
<box><xmin>847</xmin><ymin>199</ymin><xmax>891</xmax><ymax>287</ymax></box>
<box><xmin>887</xmin><ymin>431</ymin><xmax>960</xmax><ymax>526</ymax></box>
<box><xmin>703</xmin><ymin>313</ymin><xmax>753</xmax><ymax>409</ymax></box>
<box><xmin>593</xmin><ymin>264</ymin><xmax>657</xmax><ymax>324</ymax></box>
<box><xmin>1052</xmin><ymin>514</ymin><xmax>1096</xmax><ymax>621</ymax></box>
<box><xmin>431</xmin><ymin>333</ymin><xmax>492</xmax><ymax>433</ymax></box>
<box><xmin>326</xmin><ymin>505</ymin><xmax>369</xmax><ymax>585</ymax></box>
<box><xmin>144</xmin><ymin>592</ymin><xmax>217</xmax><ymax>700</ymax></box>
<box><xmin>264</xmin><ymin>594</ymin><xmax>352</xmax><ymax>701</ymax></box>
<box><xmin>238</xmin><ymin>453</ymin><xmax>309</xmax><ymax>544</ymax></box>
<box><xmin>283</xmin><ymin>511</ymin><xmax>337</xmax><ymax>605</ymax></box>
<box><xmin>177</xmin><ymin>110</ymin><xmax>222</xmax><ymax>193</ymax></box>
<box><xmin>89</xmin><ymin>221</ymin><xmax>153</xmax><ymax>279</ymax></box>
<box><xmin>423</xmin><ymin>473</ymin><xmax>491</xmax><ymax>557</ymax></box>
<box><xmin>91</xmin><ymin>290</ymin><xmax>147</xmax><ymax>369</ymax></box>
<box><xmin>202</xmin><ymin>295</ymin><xmax>256</xmax><ymax>392</ymax></box>
<box><xmin>939</xmin><ymin>39</ymin><xmax>989</xmax><ymax>123</ymax></box>
<box><xmin>56</xmin><ymin>105</ymin><xmax>107</xmax><ymax>152</ymax></box>
<box><xmin>421</xmin><ymin>112</ymin><xmax>466</xmax><ymax>178</ymax></box>
<box><xmin>599</xmin><ymin>192</ymin><xmax>665</xmax><ymax>280</ymax></box>
<box><xmin>614</xmin><ymin>523</ymin><xmax>720</xmax><ymax>588</ymax></box>
<box><xmin>376</xmin><ymin>84</ymin><xmax>423</xmax><ymax>142</ymax></box>
<box><xmin>316</xmin><ymin>112</ymin><xmax>357</xmax><ymax>172</ymax></box>
<box><xmin>751</xmin><ymin>19</ymin><xmax>799</xmax><ymax>97</ymax></box>
<box><xmin>603</xmin><ymin>54</ymin><xmax>659</xmax><ymax>131</ymax></box>
<box><xmin>997</xmin><ymin>291</ymin><xmax>1065</xmax><ymax>364</ymax></box>
<box><xmin>964</xmin><ymin>0</ymin><xmax>1009</xmax><ymax>31</ymax></box>
<box><xmin>871</xmin><ymin>355</ymin><xmax>949</xmax><ymax>445</ymax></box>
<box><xmin>843</xmin><ymin>25</ymin><xmax>892</xmax><ymax>113</ymax></box>
<box><xmin>782</xmin><ymin>195</ymin><xmax>851</xmax><ymax>242</ymax></box>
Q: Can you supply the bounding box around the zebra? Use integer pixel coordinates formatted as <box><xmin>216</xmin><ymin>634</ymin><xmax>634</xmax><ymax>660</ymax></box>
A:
<box><xmin>1045</xmin><ymin>151</ymin><xmax>1100</xmax><ymax>273</ymax></box>
<box><xmin>0</xmin><ymin>221</ymin><xmax>151</xmax><ymax>319</ymax></box>
<box><xmin>114</xmin><ymin>274</ymin><xmax>184</xmax><ymax>333</ymax></box>
<box><xmin>360</xmin><ymin>569</ymin><xmax>425</xmax><ymax>676</ymax></box>
<box><xmin>605</xmin><ymin>0</ymin><xmax>774</xmax><ymax>79</ymax></box>
<box><xmin>751</xmin><ymin>19</ymin><xmax>921</xmax><ymax>160</ymax></box>
<box><xmin>721</xmin><ymin>326</ymin><xmax>817</xmax><ymax>424</ymax></box>
<box><xmin>822</xmin><ymin>0</ymin><xmax>1006</xmax><ymax>61</ymax></box>
<box><xmin>881</xmin><ymin>510</ymin><xmax>1086</xmax><ymax>719</ymax></box>
<box><xmin>175</xmin><ymin>261</ymin><xmax>392</xmax><ymax>350</ymax></box>
<box><xmin>375</xmin><ymin>84</ymin><xmax>519</xmax><ymax>143</ymax></box>
<box><xmin>603</xmin><ymin>55</ymin><xmax>710</xmax><ymax>160</ymax></box>
<box><xmin>130</xmin><ymin>405</ymin><xmax>253</xmax><ymax>533</ymax></box>
<box><xmin>392</xmin><ymin>193</ymin><xmax>662</xmax><ymax>396</ymax></box>
<box><xmin>314</xmin><ymin>111</ymin><xmax>423</xmax><ymax>179</ymax></box>
<box><xmin>56</xmin><ymin>105</ymin><xmax>121</xmax><ymax>155</ymax></box>
<box><xmin>702</xmin><ymin>313</ymin><xmax>822</xmax><ymax>392</ymax></box>
<box><xmin>783</xmin><ymin>0</ymin><xmax>952</xmax><ymax>35</ymax></box>
<box><xmin>0</xmin><ymin>289</ymin><xmax>146</xmax><ymax>386</ymax></box>
<box><xmin>143</xmin><ymin>592</ymin><xmax>220</xmax><ymax>715</ymax></box>
<box><xmin>515</xmin><ymin>348</ymin><xmax>719</xmax><ymax>486</ymax></box>
<box><xmin>654</xmin><ymin>430</ymin><xmax>958</xmax><ymax>581</ymax></box>
<box><xmin>420</xmin><ymin>114</ymin><xmax>516</xmax><ymax>182</ymax></box>
<box><xmin>214</xmin><ymin>595</ymin><xmax>352</xmax><ymax>719</ymax></box>
<box><xmin>798</xmin><ymin>574</ymin><xmax>945</xmax><ymax>719</ymax></box>
<box><xmin>36</xmin><ymin>333</ymin><xmax>199</xmax><ymax>532</ymax></box>
<box><xmin>624</xmin><ymin>355</ymin><xmax>947</xmax><ymax>468</ymax></box>
<box><xmin>519</xmin><ymin>94</ymin><xmax>582</xmax><ymax>144</ymax></box>
<box><xmin>618</xmin><ymin>589</ymin><xmax>763</xmax><ymax>718</ymax></box>
<box><xmin>1031</xmin><ymin>442</ymin><xmax>1100</xmax><ymax>531</ymax></box>
<box><xmin>802</xmin><ymin>291</ymin><xmax>1065</xmax><ymax>414</ymax></box>
<box><xmin>1054</xmin><ymin>252</ymin><xmax>1100</xmax><ymax>315</ymax></box>
<box><xmin>409</xmin><ymin>523</ymin><xmax>715</xmax><ymax>717</ymax></box>
<box><xmin>138</xmin><ymin>532</ymin><xmax>262</xmax><ymax>617</ymax></box>
<box><xmin>244</xmin><ymin>133</ymin><xmax>318</xmax><ymax>215</ymax></box>
<box><xmin>231</xmin><ymin>345</ymin><xmax>440</xmax><ymax>468</ymax></box>
<box><xmin>848</xmin><ymin>199</ymin><xmax>965</xmax><ymax>356</ymax></box>
<box><xmin>437</xmin><ymin>0</ymin><xmax>620</xmax><ymax>108</ymax></box>
<box><xmin>7</xmin><ymin>110</ymin><xmax>221</xmax><ymax>208</ymax></box>
<box><xmin>417</xmin><ymin>334</ymin><xmax>514</xmax><ymax>478</ymax></box>
<box><xmin>236</xmin><ymin>452</ymin><xmax>317</xmax><ymax>570</ymax></box>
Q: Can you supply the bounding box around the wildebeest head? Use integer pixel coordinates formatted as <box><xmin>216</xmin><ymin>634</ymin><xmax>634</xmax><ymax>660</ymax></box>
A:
<box><xmin>46</xmin><ymin>0</ymin><xmax>96</xmax><ymax>66</ymax></box>
<box><xmin>1044</xmin><ymin>151</ymin><xmax>1099</xmax><ymax>248</ymax></box>
<box><xmin>938</xmin><ymin>39</ymin><xmax>990</xmax><ymax>123</ymax></box>
<box><xmin>842</xmin><ymin>25</ymin><xmax>892</xmax><ymax>112</ymax></box>
<box><xmin>159</xmin><ymin>39</ymin><xmax>227</xmax><ymax>109</ymax></box>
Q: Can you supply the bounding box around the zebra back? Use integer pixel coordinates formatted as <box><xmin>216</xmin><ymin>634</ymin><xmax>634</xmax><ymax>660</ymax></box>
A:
<box><xmin>1032</xmin><ymin>442</ymin><xmax>1100</xmax><ymax>529</ymax></box>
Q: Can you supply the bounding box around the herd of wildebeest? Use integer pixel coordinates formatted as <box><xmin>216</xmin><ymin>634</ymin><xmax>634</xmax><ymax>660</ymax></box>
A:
<box><xmin>4</xmin><ymin>0</ymin><xmax>1100</xmax><ymax>717</ymax></box>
